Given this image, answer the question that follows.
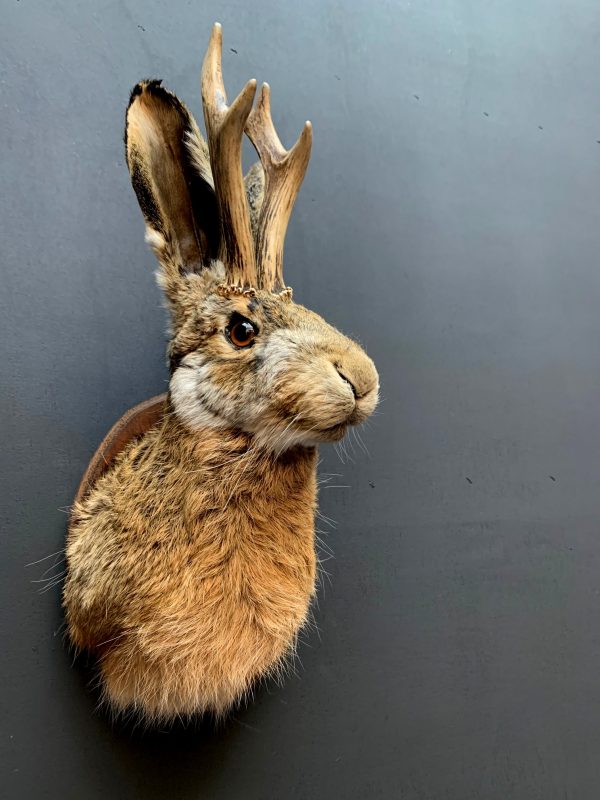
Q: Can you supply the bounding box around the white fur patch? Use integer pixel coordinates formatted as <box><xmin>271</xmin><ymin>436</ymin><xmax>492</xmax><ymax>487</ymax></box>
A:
<box><xmin>259</xmin><ymin>330</ymin><xmax>311</xmax><ymax>383</ymax></box>
<box><xmin>170</xmin><ymin>354</ymin><xmax>228</xmax><ymax>432</ymax></box>
<box><xmin>144</xmin><ymin>227</ymin><xmax>165</xmax><ymax>250</ymax></box>
<box><xmin>251</xmin><ymin>420</ymin><xmax>320</xmax><ymax>454</ymax></box>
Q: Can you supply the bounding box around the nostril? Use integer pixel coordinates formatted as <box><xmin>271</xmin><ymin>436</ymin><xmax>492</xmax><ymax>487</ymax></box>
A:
<box><xmin>336</xmin><ymin>369</ymin><xmax>357</xmax><ymax>398</ymax></box>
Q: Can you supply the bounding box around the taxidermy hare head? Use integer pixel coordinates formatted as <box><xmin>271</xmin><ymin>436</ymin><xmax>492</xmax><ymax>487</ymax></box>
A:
<box><xmin>126</xmin><ymin>35</ymin><xmax>377</xmax><ymax>449</ymax></box>
<box><xmin>63</xmin><ymin>23</ymin><xmax>378</xmax><ymax>722</ymax></box>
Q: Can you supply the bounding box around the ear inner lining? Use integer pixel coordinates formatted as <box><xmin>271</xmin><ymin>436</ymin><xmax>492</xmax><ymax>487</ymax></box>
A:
<box><xmin>125</xmin><ymin>80</ymin><xmax>220</xmax><ymax>272</ymax></box>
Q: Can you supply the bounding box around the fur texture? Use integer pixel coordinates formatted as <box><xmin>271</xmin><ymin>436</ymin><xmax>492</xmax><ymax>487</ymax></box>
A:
<box><xmin>65</xmin><ymin>412</ymin><xmax>318</xmax><ymax>720</ymax></box>
<box><xmin>64</xmin><ymin>260</ymin><xmax>378</xmax><ymax>720</ymax></box>
<box><xmin>63</xmin><ymin>48</ymin><xmax>379</xmax><ymax>722</ymax></box>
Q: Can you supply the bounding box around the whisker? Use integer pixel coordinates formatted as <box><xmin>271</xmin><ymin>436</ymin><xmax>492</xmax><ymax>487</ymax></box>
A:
<box><xmin>25</xmin><ymin>549</ymin><xmax>65</xmax><ymax>568</ymax></box>
<box><xmin>354</xmin><ymin>428</ymin><xmax>370</xmax><ymax>458</ymax></box>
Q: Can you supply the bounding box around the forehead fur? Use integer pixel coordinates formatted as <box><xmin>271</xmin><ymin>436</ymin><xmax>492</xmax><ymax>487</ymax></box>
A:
<box><xmin>166</xmin><ymin>262</ymin><xmax>323</xmax><ymax>367</ymax></box>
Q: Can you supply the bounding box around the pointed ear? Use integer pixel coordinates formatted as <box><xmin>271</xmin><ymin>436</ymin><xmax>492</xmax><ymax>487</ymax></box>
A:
<box><xmin>125</xmin><ymin>80</ymin><xmax>220</xmax><ymax>282</ymax></box>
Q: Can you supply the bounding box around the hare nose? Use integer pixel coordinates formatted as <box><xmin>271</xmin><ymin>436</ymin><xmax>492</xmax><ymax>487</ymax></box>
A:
<box><xmin>334</xmin><ymin>351</ymin><xmax>379</xmax><ymax>400</ymax></box>
<box><xmin>335</xmin><ymin>368</ymin><xmax>358</xmax><ymax>398</ymax></box>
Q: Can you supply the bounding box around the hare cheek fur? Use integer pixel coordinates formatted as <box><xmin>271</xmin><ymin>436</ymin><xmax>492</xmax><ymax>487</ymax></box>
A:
<box><xmin>170</xmin><ymin>276</ymin><xmax>378</xmax><ymax>453</ymax></box>
<box><xmin>63</xmin><ymin>24</ymin><xmax>378</xmax><ymax>722</ymax></box>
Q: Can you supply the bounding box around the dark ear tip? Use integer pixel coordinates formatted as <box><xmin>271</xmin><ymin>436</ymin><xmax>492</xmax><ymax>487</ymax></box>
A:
<box><xmin>124</xmin><ymin>79</ymin><xmax>193</xmax><ymax>151</ymax></box>
<box><xmin>127</xmin><ymin>79</ymin><xmax>163</xmax><ymax>110</ymax></box>
<box><xmin>127</xmin><ymin>79</ymin><xmax>188</xmax><ymax>115</ymax></box>
<box><xmin>125</xmin><ymin>80</ymin><xmax>170</xmax><ymax>149</ymax></box>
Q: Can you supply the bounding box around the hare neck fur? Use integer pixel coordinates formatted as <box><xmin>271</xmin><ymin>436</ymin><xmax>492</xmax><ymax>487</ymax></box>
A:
<box><xmin>65</xmin><ymin>405</ymin><xmax>320</xmax><ymax>717</ymax></box>
<box><xmin>127</xmin><ymin>405</ymin><xmax>319</xmax><ymax>537</ymax></box>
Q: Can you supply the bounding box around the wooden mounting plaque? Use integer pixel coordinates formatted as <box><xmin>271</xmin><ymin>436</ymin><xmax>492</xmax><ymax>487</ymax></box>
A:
<box><xmin>70</xmin><ymin>394</ymin><xmax>167</xmax><ymax>526</ymax></box>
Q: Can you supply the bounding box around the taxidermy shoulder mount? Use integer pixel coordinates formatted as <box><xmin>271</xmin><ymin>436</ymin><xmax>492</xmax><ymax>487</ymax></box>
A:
<box><xmin>64</xmin><ymin>23</ymin><xmax>379</xmax><ymax>722</ymax></box>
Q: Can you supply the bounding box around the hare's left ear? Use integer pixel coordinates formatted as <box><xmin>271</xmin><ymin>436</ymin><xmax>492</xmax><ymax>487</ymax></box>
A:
<box><xmin>125</xmin><ymin>80</ymin><xmax>220</xmax><ymax>278</ymax></box>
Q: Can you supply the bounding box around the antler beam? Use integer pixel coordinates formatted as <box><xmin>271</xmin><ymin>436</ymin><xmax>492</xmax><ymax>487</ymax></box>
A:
<box><xmin>245</xmin><ymin>83</ymin><xmax>312</xmax><ymax>291</ymax></box>
<box><xmin>201</xmin><ymin>23</ymin><xmax>258</xmax><ymax>287</ymax></box>
<box><xmin>201</xmin><ymin>23</ymin><xmax>312</xmax><ymax>292</ymax></box>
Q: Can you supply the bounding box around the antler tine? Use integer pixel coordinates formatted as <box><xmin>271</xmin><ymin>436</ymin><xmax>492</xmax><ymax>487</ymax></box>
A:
<box><xmin>245</xmin><ymin>82</ymin><xmax>313</xmax><ymax>291</ymax></box>
<box><xmin>201</xmin><ymin>23</ymin><xmax>257</xmax><ymax>287</ymax></box>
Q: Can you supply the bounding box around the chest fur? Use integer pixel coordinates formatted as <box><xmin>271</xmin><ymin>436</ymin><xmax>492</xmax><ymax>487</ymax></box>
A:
<box><xmin>65</xmin><ymin>417</ymin><xmax>320</xmax><ymax>716</ymax></box>
<box><xmin>99</xmin><ymin>419</ymin><xmax>319</xmax><ymax>634</ymax></box>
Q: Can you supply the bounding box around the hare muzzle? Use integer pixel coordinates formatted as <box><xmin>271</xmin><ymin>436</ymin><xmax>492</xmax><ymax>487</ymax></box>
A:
<box><xmin>335</xmin><ymin>348</ymin><xmax>379</xmax><ymax>427</ymax></box>
<box><xmin>318</xmin><ymin>345</ymin><xmax>379</xmax><ymax>439</ymax></box>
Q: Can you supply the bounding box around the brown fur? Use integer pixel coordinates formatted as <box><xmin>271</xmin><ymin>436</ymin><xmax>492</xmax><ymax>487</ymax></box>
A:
<box><xmin>63</xmin><ymin>265</ymin><xmax>377</xmax><ymax>720</ymax></box>
<box><xmin>63</xmin><ymin>26</ymin><xmax>379</xmax><ymax>722</ymax></box>
<box><xmin>65</xmin><ymin>411</ymin><xmax>317</xmax><ymax>720</ymax></box>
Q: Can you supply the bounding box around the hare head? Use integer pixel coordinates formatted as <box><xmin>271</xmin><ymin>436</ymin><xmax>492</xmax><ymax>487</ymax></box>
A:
<box><xmin>125</xmin><ymin>23</ymin><xmax>378</xmax><ymax>453</ymax></box>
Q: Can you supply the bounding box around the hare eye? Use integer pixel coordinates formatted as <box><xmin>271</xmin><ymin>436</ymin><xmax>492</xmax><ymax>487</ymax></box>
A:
<box><xmin>226</xmin><ymin>315</ymin><xmax>257</xmax><ymax>348</ymax></box>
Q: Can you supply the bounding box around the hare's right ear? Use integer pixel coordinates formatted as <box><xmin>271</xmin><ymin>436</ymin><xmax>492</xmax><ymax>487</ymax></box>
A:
<box><xmin>125</xmin><ymin>80</ymin><xmax>220</xmax><ymax>288</ymax></box>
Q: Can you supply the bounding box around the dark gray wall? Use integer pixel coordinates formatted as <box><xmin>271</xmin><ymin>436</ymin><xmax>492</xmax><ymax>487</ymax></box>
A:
<box><xmin>3</xmin><ymin>1</ymin><xmax>600</xmax><ymax>798</ymax></box>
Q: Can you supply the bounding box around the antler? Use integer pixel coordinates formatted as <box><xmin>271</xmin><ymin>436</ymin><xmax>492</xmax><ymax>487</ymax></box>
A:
<box><xmin>201</xmin><ymin>23</ymin><xmax>312</xmax><ymax>291</ymax></box>
<box><xmin>201</xmin><ymin>23</ymin><xmax>257</xmax><ymax>287</ymax></box>
<box><xmin>245</xmin><ymin>84</ymin><xmax>312</xmax><ymax>291</ymax></box>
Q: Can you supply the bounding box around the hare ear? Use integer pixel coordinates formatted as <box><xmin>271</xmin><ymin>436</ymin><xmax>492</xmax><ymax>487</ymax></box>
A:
<box><xmin>125</xmin><ymin>80</ymin><xmax>220</xmax><ymax>281</ymax></box>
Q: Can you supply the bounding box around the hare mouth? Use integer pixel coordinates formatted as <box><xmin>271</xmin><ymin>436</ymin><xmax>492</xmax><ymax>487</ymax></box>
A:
<box><xmin>314</xmin><ymin>421</ymin><xmax>348</xmax><ymax>442</ymax></box>
<box><xmin>312</xmin><ymin>402</ymin><xmax>371</xmax><ymax>441</ymax></box>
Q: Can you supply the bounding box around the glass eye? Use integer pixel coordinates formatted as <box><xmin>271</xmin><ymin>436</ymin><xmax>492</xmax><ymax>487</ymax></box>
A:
<box><xmin>227</xmin><ymin>317</ymin><xmax>257</xmax><ymax>348</ymax></box>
